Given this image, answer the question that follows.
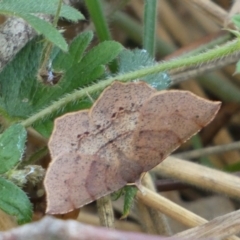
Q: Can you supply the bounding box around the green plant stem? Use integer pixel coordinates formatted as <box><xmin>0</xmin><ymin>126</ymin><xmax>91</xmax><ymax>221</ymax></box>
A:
<box><xmin>97</xmin><ymin>195</ymin><xmax>115</xmax><ymax>228</ymax></box>
<box><xmin>143</xmin><ymin>0</ymin><xmax>157</xmax><ymax>56</ymax></box>
<box><xmin>85</xmin><ymin>0</ymin><xmax>117</xmax><ymax>72</ymax></box>
<box><xmin>85</xmin><ymin>0</ymin><xmax>112</xmax><ymax>42</ymax></box>
<box><xmin>20</xmin><ymin>39</ymin><xmax>240</xmax><ymax>128</ymax></box>
<box><xmin>39</xmin><ymin>0</ymin><xmax>63</xmax><ymax>72</ymax></box>
<box><xmin>39</xmin><ymin>44</ymin><xmax>53</xmax><ymax>74</ymax></box>
<box><xmin>53</xmin><ymin>0</ymin><xmax>63</xmax><ymax>27</ymax></box>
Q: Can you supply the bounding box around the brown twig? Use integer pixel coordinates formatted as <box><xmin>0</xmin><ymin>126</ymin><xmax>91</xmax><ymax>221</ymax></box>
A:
<box><xmin>136</xmin><ymin>173</ymin><xmax>172</xmax><ymax>235</ymax></box>
<box><xmin>174</xmin><ymin>209</ymin><xmax>240</xmax><ymax>239</ymax></box>
<box><xmin>137</xmin><ymin>186</ymin><xmax>240</xmax><ymax>240</ymax></box>
<box><xmin>97</xmin><ymin>195</ymin><xmax>115</xmax><ymax>228</ymax></box>
<box><xmin>155</xmin><ymin>179</ymin><xmax>189</xmax><ymax>192</ymax></box>
<box><xmin>174</xmin><ymin>141</ymin><xmax>240</xmax><ymax>160</ymax></box>
<box><xmin>152</xmin><ymin>156</ymin><xmax>240</xmax><ymax>199</ymax></box>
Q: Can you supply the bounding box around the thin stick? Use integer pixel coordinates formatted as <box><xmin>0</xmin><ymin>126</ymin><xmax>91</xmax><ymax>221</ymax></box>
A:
<box><xmin>137</xmin><ymin>186</ymin><xmax>206</xmax><ymax>227</ymax></box>
<box><xmin>174</xmin><ymin>209</ymin><xmax>240</xmax><ymax>240</ymax></box>
<box><xmin>152</xmin><ymin>156</ymin><xmax>240</xmax><ymax>199</ymax></box>
<box><xmin>187</xmin><ymin>0</ymin><xmax>228</xmax><ymax>26</ymax></box>
<box><xmin>136</xmin><ymin>186</ymin><xmax>240</xmax><ymax>240</ymax></box>
<box><xmin>136</xmin><ymin>173</ymin><xmax>172</xmax><ymax>235</ymax></box>
<box><xmin>174</xmin><ymin>141</ymin><xmax>240</xmax><ymax>159</ymax></box>
<box><xmin>97</xmin><ymin>195</ymin><xmax>115</xmax><ymax>228</ymax></box>
<box><xmin>77</xmin><ymin>211</ymin><xmax>141</xmax><ymax>232</ymax></box>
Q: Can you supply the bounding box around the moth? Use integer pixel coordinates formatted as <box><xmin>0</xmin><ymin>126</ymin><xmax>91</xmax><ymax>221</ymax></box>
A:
<box><xmin>44</xmin><ymin>81</ymin><xmax>221</xmax><ymax>214</ymax></box>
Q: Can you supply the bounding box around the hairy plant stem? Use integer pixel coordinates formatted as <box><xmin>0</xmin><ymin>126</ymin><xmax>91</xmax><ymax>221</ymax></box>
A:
<box><xmin>21</xmin><ymin>39</ymin><xmax>240</xmax><ymax>128</ymax></box>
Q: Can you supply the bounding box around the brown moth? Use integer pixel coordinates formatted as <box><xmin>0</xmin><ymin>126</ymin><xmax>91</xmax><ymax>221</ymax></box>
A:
<box><xmin>44</xmin><ymin>81</ymin><xmax>221</xmax><ymax>214</ymax></box>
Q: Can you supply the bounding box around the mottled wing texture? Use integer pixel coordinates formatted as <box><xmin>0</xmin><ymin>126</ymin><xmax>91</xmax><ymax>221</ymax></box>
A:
<box><xmin>45</xmin><ymin>82</ymin><xmax>156</xmax><ymax>214</ymax></box>
<box><xmin>132</xmin><ymin>90</ymin><xmax>221</xmax><ymax>172</ymax></box>
<box><xmin>90</xmin><ymin>81</ymin><xmax>156</xmax><ymax>129</ymax></box>
<box><xmin>44</xmin><ymin>82</ymin><xmax>221</xmax><ymax>214</ymax></box>
<box><xmin>48</xmin><ymin>111</ymin><xmax>95</xmax><ymax>159</ymax></box>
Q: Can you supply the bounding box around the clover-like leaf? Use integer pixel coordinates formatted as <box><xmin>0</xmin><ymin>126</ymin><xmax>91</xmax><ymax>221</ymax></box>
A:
<box><xmin>0</xmin><ymin>0</ymin><xmax>85</xmax><ymax>51</ymax></box>
<box><xmin>0</xmin><ymin>177</ymin><xmax>32</xmax><ymax>224</ymax></box>
<box><xmin>0</xmin><ymin>31</ymin><xmax>123</xmax><ymax>124</ymax></box>
<box><xmin>0</xmin><ymin>124</ymin><xmax>27</xmax><ymax>174</ymax></box>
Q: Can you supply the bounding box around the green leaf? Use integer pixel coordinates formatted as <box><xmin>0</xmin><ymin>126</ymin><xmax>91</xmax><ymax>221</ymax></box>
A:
<box><xmin>121</xmin><ymin>186</ymin><xmax>138</xmax><ymax>219</ymax></box>
<box><xmin>33</xmin><ymin>120</ymin><xmax>54</xmax><ymax>139</ymax></box>
<box><xmin>32</xmin><ymin>40</ymin><xmax>123</xmax><ymax>112</ymax></box>
<box><xmin>32</xmin><ymin>40</ymin><xmax>123</xmax><ymax>136</ymax></box>
<box><xmin>232</xmin><ymin>14</ymin><xmax>240</xmax><ymax>29</ymax></box>
<box><xmin>0</xmin><ymin>0</ymin><xmax>84</xmax><ymax>22</ymax></box>
<box><xmin>0</xmin><ymin>124</ymin><xmax>27</xmax><ymax>174</ymax></box>
<box><xmin>17</xmin><ymin>13</ymin><xmax>68</xmax><ymax>51</ymax></box>
<box><xmin>53</xmin><ymin>31</ymin><xmax>94</xmax><ymax>70</ymax></box>
<box><xmin>79</xmin><ymin>41</ymin><xmax>122</xmax><ymax>72</ymax></box>
<box><xmin>0</xmin><ymin>32</ymin><xmax>123</xmax><ymax>126</ymax></box>
<box><xmin>0</xmin><ymin>177</ymin><xmax>32</xmax><ymax>224</ymax></box>
<box><xmin>84</xmin><ymin>0</ymin><xmax>118</xmax><ymax>74</ymax></box>
<box><xmin>236</xmin><ymin>60</ymin><xmax>240</xmax><ymax>74</ymax></box>
<box><xmin>118</xmin><ymin>49</ymin><xmax>171</xmax><ymax>90</ymax></box>
<box><xmin>0</xmin><ymin>0</ymin><xmax>85</xmax><ymax>51</ymax></box>
<box><xmin>0</xmin><ymin>33</ymin><xmax>88</xmax><ymax>118</ymax></box>
<box><xmin>0</xmin><ymin>36</ymin><xmax>43</xmax><ymax>118</ymax></box>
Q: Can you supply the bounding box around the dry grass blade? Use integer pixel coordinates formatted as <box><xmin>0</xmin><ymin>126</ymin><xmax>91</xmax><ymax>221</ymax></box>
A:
<box><xmin>152</xmin><ymin>156</ymin><xmax>240</xmax><ymax>199</ymax></box>
<box><xmin>97</xmin><ymin>195</ymin><xmax>115</xmax><ymax>228</ymax></box>
<box><xmin>77</xmin><ymin>211</ymin><xmax>142</xmax><ymax>232</ymax></box>
<box><xmin>185</xmin><ymin>0</ymin><xmax>228</xmax><ymax>26</ymax></box>
<box><xmin>136</xmin><ymin>173</ymin><xmax>171</xmax><ymax>235</ymax></box>
<box><xmin>137</xmin><ymin>186</ymin><xmax>206</xmax><ymax>227</ymax></box>
<box><xmin>136</xmin><ymin>186</ymin><xmax>240</xmax><ymax>240</ymax></box>
<box><xmin>174</xmin><ymin>209</ymin><xmax>240</xmax><ymax>239</ymax></box>
<box><xmin>174</xmin><ymin>141</ymin><xmax>240</xmax><ymax>159</ymax></box>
